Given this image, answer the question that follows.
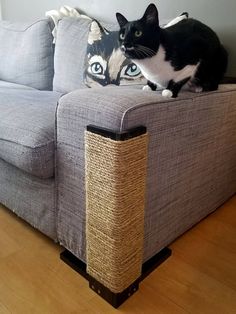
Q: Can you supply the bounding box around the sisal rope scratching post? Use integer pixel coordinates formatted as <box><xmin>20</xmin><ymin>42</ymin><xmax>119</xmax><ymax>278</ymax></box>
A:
<box><xmin>85</xmin><ymin>127</ymin><xmax>148</xmax><ymax>293</ymax></box>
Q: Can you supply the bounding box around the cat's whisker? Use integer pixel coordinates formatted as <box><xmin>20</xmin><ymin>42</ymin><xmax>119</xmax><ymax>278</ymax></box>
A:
<box><xmin>138</xmin><ymin>50</ymin><xmax>150</xmax><ymax>58</ymax></box>
<box><xmin>140</xmin><ymin>49</ymin><xmax>153</xmax><ymax>58</ymax></box>
<box><xmin>135</xmin><ymin>46</ymin><xmax>153</xmax><ymax>58</ymax></box>
<box><xmin>130</xmin><ymin>46</ymin><xmax>143</xmax><ymax>58</ymax></box>
<box><xmin>136</xmin><ymin>45</ymin><xmax>156</xmax><ymax>57</ymax></box>
<box><xmin>133</xmin><ymin>46</ymin><xmax>146</xmax><ymax>56</ymax></box>
<box><xmin>136</xmin><ymin>48</ymin><xmax>148</xmax><ymax>59</ymax></box>
<box><xmin>140</xmin><ymin>48</ymin><xmax>155</xmax><ymax>57</ymax></box>
<box><xmin>134</xmin><ymin>49</ymin><xmax>144</xmax><ymax>59</ymax></box>
<box><xmin>135</xmin><ymin>46</ymin><xmax>153</xmax><ymax>57</ymax></box>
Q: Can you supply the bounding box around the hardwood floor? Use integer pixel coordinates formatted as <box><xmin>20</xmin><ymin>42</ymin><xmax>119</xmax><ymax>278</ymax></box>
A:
<box><xmin>0</xmin><ymin>196</ymin><xmax>236</xmax><ymax>313</ymax></box>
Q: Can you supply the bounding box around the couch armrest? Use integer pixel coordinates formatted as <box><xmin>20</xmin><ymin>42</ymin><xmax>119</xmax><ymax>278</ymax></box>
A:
<box><xmin>56</xmin><ymin>86</ymin><xmax>177</xmax><ymax>143</ymax></box>
<box><xmin>56</xmin><ymin>85</ymin><xmax>178</xmax><ymax>258</ymax></box>
<box><xmin>57</xmin><ymin>84</ymin><xmax>236</xmax><ymax>144</ymax></box>
<box><xmin>56</xmin><ymin>85</ymin><xmax>236</xmax><ymax>301</ymax></box>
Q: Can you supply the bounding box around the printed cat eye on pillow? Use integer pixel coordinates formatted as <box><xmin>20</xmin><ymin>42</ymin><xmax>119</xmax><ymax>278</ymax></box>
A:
<box><xmin>84</xmin><ymin>19</ymin><xmax>147</xmax><ymax>88</ymax></box>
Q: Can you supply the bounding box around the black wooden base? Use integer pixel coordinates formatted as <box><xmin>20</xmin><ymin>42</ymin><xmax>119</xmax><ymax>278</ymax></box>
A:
<box><xmin>60</xmin><ymin>247</ymin><xmax>171</xmax><ymax>308</ymax></box>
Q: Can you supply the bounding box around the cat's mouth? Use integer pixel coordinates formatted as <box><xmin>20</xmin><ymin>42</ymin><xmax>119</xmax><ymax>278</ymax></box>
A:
<box><xmin>120</xmin><ymin>45</ymin><xmax>137</xmax><ymax>59</ymax></box>
<box><xmin>120</xmin><ymin>45</ymin><xmax>135</xmax><ymax>52</ymax></box>
<box><xmin>120</xmin><ymin>44</ymin><xmax>156</xmax><ymax>60</ymax></box>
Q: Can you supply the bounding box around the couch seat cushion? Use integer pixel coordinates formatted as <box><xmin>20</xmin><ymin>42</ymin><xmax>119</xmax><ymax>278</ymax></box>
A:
<box><xmin>0</xmin><ymin>81</ymin><xmax>62</xmax><ymax>178</ymax></box>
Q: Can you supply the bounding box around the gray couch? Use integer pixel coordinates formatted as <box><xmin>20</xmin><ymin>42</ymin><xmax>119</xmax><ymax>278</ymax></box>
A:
<box><xmin>1</xmin><ymin>17</ymin><xmax>236</xmax><ymax>306</ymax></box>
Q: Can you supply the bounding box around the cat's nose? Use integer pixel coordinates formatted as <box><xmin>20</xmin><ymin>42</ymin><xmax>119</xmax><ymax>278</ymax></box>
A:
<box><xmin>120</xmin><ymin>45</ymin><xmax>126</xmax><ymax>52</ymax></box>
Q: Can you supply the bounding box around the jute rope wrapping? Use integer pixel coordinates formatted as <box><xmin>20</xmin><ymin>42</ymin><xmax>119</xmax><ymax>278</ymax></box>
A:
<box><xmin>85</xmin><ymin>130</ymin><xmax>148</xmax><ymax>293</ymax></box>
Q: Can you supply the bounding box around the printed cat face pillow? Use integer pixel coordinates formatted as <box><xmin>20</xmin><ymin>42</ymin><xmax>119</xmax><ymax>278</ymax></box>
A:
<box><xmin>84</xmin><ymin>20</ymin><xmax>146</xmax><ymax>87</ymax></box>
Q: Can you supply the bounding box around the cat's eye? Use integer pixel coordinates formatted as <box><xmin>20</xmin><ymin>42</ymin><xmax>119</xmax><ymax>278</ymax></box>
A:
<box><xmin>120</xmin><ymin>33</ymin><xmax>125</xmax><ymax>40</ymax></box>
<box><xmin>91</xmin><ymin>62</ymin><xmax>103</xmax><ymax>75</ymax></box>
<box><xmin>124</xmin><ymin>63</ymin><xmax>141</xmax><ymax>77</ymax></box>
<box><xmin>88</xmin><ymin>56</ymin><xmax>107</xmax><ymax>80</ymax></box>
<box><xmin>135</xmin><ymin>30</ymin><xmax>142</xmax><ymax>37</ymax></box>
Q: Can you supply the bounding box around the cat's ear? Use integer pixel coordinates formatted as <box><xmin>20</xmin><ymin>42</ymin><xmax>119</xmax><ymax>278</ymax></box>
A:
<box><xmin>142</xmin><ymin>3</ymin><xmax>159</xmax><ymax>25</ymax></box>
<box><xmin>116</xmin><ymin>12</ymin><xmax>128</xmax><ymax>28</ymax></box>
<box><xmin>88</xmin><ymin>20</ymin><xmax>107</xmax><ymax>45</ymax></box>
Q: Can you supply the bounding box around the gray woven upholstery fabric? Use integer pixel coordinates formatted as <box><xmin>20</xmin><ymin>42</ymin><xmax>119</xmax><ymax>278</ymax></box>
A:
<box><xmin>0</xmin><ymin>80</ymin><xmax>36</xmax><ymax>90</ymax></box>
<box><xmin>0</xmin><ymin>158</ymin><xmax>57</xmax><ymax>240</ymax></box>
<box><xmin>0</xmin><ymin>19</ymin><xmax>54</xmax><ymax>90</ymax></box>
<box><xmin>0</xmin><ymin>82</ymin><xmax>61</xmax><ymax>178</ymax></box>
<box><xmin>56</xmin><ymin>85</ymin><xmax>236</xmax><ymax>262</ymax></box>
<box><xmin>53</xmin><ymin>17</ymin><xmax>91</xmax><ymax>93</ymax></box>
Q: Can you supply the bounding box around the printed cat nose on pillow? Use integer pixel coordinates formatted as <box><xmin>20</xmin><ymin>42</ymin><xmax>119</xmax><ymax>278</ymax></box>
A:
<box><xmin>116</xmin><ymin>3</ymin><xmax>228</xmax><ymax>98</ymax></box>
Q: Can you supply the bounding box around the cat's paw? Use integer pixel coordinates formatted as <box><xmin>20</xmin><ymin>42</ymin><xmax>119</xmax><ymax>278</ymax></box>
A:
<box><xmin>188</xmin><ymin>85</ymin><xmax>203</xmax><ymax>93</ymax></box>
<box><xmin>162</xmin><ymin>89</ymin><xmax>173</xmax><ymax>98</ymax></box>
<box><xmin>142</xmin><ymin>85</ymin><xmax>152</xmax><ymax>91</ymax></box>
<box><xmin>194</xmin><ymin>87</ymin><xmax>203</xmax><ymax>93</ymax></box>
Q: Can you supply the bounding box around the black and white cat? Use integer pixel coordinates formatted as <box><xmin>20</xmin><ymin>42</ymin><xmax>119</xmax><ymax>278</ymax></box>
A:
<box><xmin>116</xmin><ymin>3</ymin><xmax>228</xmax><ymax>98</ymax></box>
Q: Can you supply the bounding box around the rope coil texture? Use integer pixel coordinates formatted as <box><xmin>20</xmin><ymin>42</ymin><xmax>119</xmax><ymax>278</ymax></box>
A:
<box><xmin>85</xmin><ymin>130</ymin><xmax>148</xmax><ymax>293</ymax></box>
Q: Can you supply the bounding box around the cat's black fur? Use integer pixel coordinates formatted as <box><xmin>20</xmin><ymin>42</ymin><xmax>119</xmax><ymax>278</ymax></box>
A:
<box><xmin>116</xmin><ymin>3</ymin><xmax>228</xmax><ymax>97</ymax></box>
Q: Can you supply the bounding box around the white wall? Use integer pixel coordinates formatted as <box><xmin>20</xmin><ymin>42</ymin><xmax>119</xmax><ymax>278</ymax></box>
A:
<box><xmin>1</xmin><ymin>0</ymin><xmax>236</xmax><ymax>76</ymax></box>
<box><xmin>0</xmin><ymin>0</ymin><xmax>2</xmax><ymax>19</ymax></box>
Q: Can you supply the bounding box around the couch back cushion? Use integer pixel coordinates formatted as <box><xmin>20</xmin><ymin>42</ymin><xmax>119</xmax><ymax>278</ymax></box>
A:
<box><xmin>53</xmin><ymin>17</ymin><xmax>91</xmax><ymax>93</ymax></box>
<box><xmin>0</xmin><ymin>19</ymin><xmax>54</xmax><ymax>90</ymax></box>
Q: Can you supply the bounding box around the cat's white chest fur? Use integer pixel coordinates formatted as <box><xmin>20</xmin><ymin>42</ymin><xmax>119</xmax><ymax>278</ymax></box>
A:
<box><xmin>134</xmin><ymin>45</ymin><xmax>199</xmax><ymax>88</ymax></box>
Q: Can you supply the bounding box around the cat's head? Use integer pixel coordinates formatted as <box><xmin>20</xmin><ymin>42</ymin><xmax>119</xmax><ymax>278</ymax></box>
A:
<box><xmin>84</xmin><ymin>20</ymin><xmax>145</xmax><ymax>87</ymax></box>
<box><xmin>116</xmin><ymin>3</ymin><xmax>160</xmax><ymax>60</ymax></box>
